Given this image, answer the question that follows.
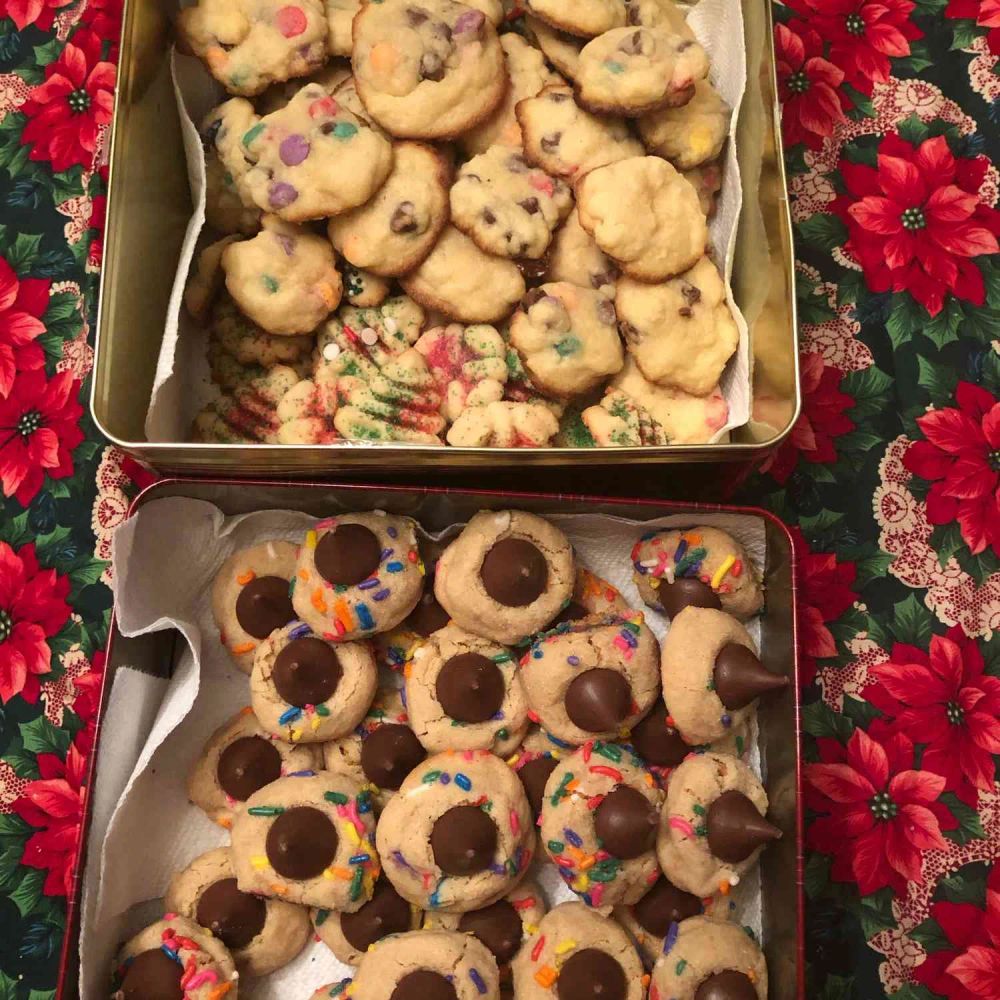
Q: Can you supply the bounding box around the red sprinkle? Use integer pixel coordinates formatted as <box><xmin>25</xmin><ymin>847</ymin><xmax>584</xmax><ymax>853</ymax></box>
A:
<box><xmin>334</xmin><ymin>619</ymin><xmax>346</xmax><ymax>636</ymax></box>
<box><xmin>408</xmin><ymin>550</ymin><xmax>419</xmax><ymax>562</ymax></box>
<box><xmin>554</xmin><ymin>855</ymin><xmax>574</xmax><ymax>869</ymax></box>
<box><xmin>531</xmin><ymin>935</ymin><xmax>546</xmax><ymax>962</ymax></box>
<box><xmin>527</xmin><ymin>710</ymin><xmax>540</xmax><ymax>723</ymax></box>
<box><xmin>275</xmin><ymin>4</ymin><xmax>307</xmax><ymax>36</ymax></box>
<box><xmin>513</xmin><ymin>896</ymin><xmax>537</xmax><ymax>910</ymax></box>
<box><xmin>731</xmin><ymin>559</ymin><xmax>743</xmax><ymax>578</ymax></box>
<box><xmin>586</xmin><ymin>794</ymin><xmax>605</xmax><ymax>810</ymax></box>
<box><xmin>581</xmin><ymin>741</ymin><xmax>593</xmax><ymax>762</ymax></box>
<box><xmin>589</xmin><ymin>765</ymin><xmax>623</xmax><ymax>781</ymax></box>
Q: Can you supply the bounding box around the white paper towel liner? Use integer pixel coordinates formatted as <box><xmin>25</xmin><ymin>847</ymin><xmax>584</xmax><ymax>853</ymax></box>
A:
<box><xmin>80</xmin><ymin>498</ymin><xmax>768</xmax><ymax>997</ymax></box>
<box><xmin>144</xmin><ymin>0</ymin><xmax>749</xmax><ymax>444</ymax></box>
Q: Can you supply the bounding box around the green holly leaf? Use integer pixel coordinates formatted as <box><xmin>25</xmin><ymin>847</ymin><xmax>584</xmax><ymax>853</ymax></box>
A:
<box><xmin>0</xmin><ymin>112</ymin><xmax>26</xmax><ymax>172</ymax></box>
<box><xmin>910</xmin><ymin>917</ymin><xmax>951</xmax><ymax>952</ymax></box>
<box><xmin>0</xmin><ymin>813</ymin><xmax>32</xmax><ymax>839</ymax></box>
<box><xmin>930</xmin><ymin>522</ymin><xmax>965</xmax><ymax>571</ymax></box>
<box><xmin>854</xmin><ymin>550</ymin><xmax>896</xmax><ymax>588</ymax></box>
<box><xmin>842</xmin><ymin>695</ymin><xmax>882</xmax><ymax>729</ymax></box>
<box><xmin>843</xmin><ymin>365</ymin><xmax>893</xmax><ymax>422</ymax></box>
<box><xmin>836</xmin><ymin>272</ymin><xmax>866</xmax><ymax>308</ymax></box>
<box><xmin>0</xmin><ymin>506</ymin><xmax>32</xmax><ymax>548</ymax></box>
<box><xmin>30</xmin><ymin>990</ymin><xmax>57</xmax><ymax>1000</ymax></box>
<box><xmin>911</xmin><ymin>0</ymin><xmax>947</xmax><ymax>12</ymax></box>
<box><xmin>856</xmin><ymin>887</ymin><xmax>896</xmax><ymax>939</ymax></box>
<box><xmin>14</xmin><ymin>63</ymin><xmax>43</xmax><ymax>85</ymax></box>
<box><xmin>4</xmin><ymin>731</ymin><xmax>41</xmax><ymax>780</ymax></box>
<box><xmin>20</xmin><ymin>715</ymin><xmax>71</xmax><ymax>757</ymax></box>
<box><xmin>886</xmin><ymin>293</ymin><xmax>927</xmax><ymax>349</ymax></box>
<box><xmin>804</xmin><ymin>853</ymin><xmax>831</xmax><ymax>900</ymax></box>
<box><xmin>802</xmin><ymin>700</ymin><xmax>854</xmax><ymax>742</ymax></box>
<box><xmin>842</xmin><ymin>142</ymin><xmax>878</xmax><ymax>167</ymax></box>
<box><xmin>889</xmin><ymin>593</ymin><xmax>935</xmax><ymax>647</ymax></box>
<box><xmin>940</xmin><ymin>791</ymin><xmax>986</xmax><ymax>845</ymax></box>
<box><xmin>798</xmin><ymin>508</ymin><xmax>844</xmax><ymax>538</ymax></box>
<box><xmin>795</xmin><ymin>214</ymin><xmax>848</xmax><ymax>253</ymax></box>
<box><xmin>42</xmin><ymin>290</ymin><xmax>83</xmax><ymax>342</ymax></box>
<box><xmin>48</xmin><ymin>619</ymin><xmax>82</xmax><ymax>660</ymax></box>
<box><xmin>962</xmin><ymin>301</ymin><xmax>1000</xmax><ymax>341</ymax></box>
<box><xmin>32</xmin><ymin>37</ymin><xmax>61</xmax><ymax>67</ymax></box>
<box><xmin>922</xmin><ymin>299</ymin><xmax>963</xmax><ymax>348</ymax></box>
<box><xmin>798</xmin><ymin>291</ymin><xmax>837</xmax><ymax>325</ymax></box>
<box><xmin>842</xmin><ymin>83</ymin><xmax>875</xmax><ymax>121</ymax></box>
<box><xmin>917</xmin><ymin>355</ymin><xmax>959</xmax><ymax>404</ymax></box>
<box><xmin>935</xmin><ymin>862</ymin><xmax>989</xmax><ymax>906</ymax></box>
<box><xmin>8</xmin><ymin>867</ymin><xmax>45</xmax><ymax>917</ymax></box>
<box><xmin>951</xmin><ymin>18</ymin><xmax>984</xmax><ymax>49</ymax></box>
<box><xmin>32</xmin><ymin>524</ymin><xmax>73</xmax><ymax>566</ymax></box>
<box><xmin>48</xmin><ymin>164</ymin><xmax>86</xmax><ymax>205</ymax></box>
<box><xmin>897</xmin><ymin>114</ymin><xmax>931</xmax><ymax>146</ymax></box>
<box><xmin>6</xmin><ymin>231</ymin><xmax>43</xmax><ymax>276</ymax></box>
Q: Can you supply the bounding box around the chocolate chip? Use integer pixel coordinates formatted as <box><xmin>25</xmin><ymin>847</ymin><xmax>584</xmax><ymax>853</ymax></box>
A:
<box><xmin>540</xmin><ymin>132</ymin><xmax>562</xmax><ymax>153</ymax></box>
<box><xmin>340</xmin><ymin>878</ymin><xmax>413</xmax><ymax>953</ymax></box>
<box><xmin>265</xmin><ymin>806</ymin><xmax>338</xmax><ymax>879</ymax></box>
<box><xmin>557</xmin><ymin>949</ymin><xmax>626</xmax><ymax>1000</ymax></box>
<box><xmin>390</xmin><ymin>201</ymin><xmax>419</xmax><ymax>234</ymax></box>
<box><xmin>506</xmin><ymin>153</ymin><xmax>530</xmax><ymax>173</ymax></box>
<box><xmin>390</xmin><ymin>971</ymin><xmax>457</xmax><ymax>1000</ymax></box>
<box><xmin>406</xmin><ymin>7</ymin><xmax>428</xmax><ymax>25</ymax></box>
<box><xmin>714</xmin><ymin>643</ymin><xmax>788</xmax><ymax>710</ymax></box>
<box><xmin>678</xmin><ymin>39</ymin><xmax>694</xmax><ymax>51</ymax></box>
<box><xmin>626</xmin><ymin>1</ymin><xmax>642</xmax><ymax>25</ymax></box>
<box><xmin>656</xmin><ymin>578</ymin><xmax>721</xmax><ymax>619</ymax></box>
<box><xmin>436</xmin><ymin>652</ymin><xmax>505</xmax><ymax>723</ymax></box>
<box><xmin>483</xmin><ymin>208</ymin><xmax>497</xmax><ymax>225</ymax></box>
<box><xmin>196</xmin><ymin>878</ymin><xmax>267</xmax><ymax>950</ymax></box>
<box><xmin>315</xmin><ymin>522</ymin><xmax>381</xmax><ymax>585</ymax></box>
<box><xmin>629</xmin><ymin>703</ymin><xmax>689</xmax><ymax>768</ymax></box>
<box><xmin>217</xmin><ymin>736</ymin><xmax>282</xmax><ymax>801</ymax></box>
<box><xmin>597</xmin><ymin>298</ymin><xmax>617</xmax><ymax>326</ymax></box>
<box><xmin>594</xmin><ymin>784</ymin><xmax>659</xmax><ymax>859</ymax></box>
<box><xmin>517</xmin><ymin>755</ymin><xmax>558</xmax><ymax>819</ymax></box>
<box><xmin>480</xmin><ymin>537</ymin><xmax>548</xmax><ymax>607</ymax></box>
<box><xmin>682</xmin><ymin>283</ymin><xmax>702</xmax><ymax>305</ymax></box>
<box><xmin>459</xmin><ymin>899</ymin><xmax>523</xmax><ymax>964</ymax></box>
<box><xmin>235</xmin><ymin>575</ymin><xmax>294</xmax><ymax>639</ymax></box>
<box><xmin>695</xmin><ymin>970</ymin><xmax>759</xmax><ymax>1000</ymax></box>
<box><xmin>565</xmin><ymin>668</ymin><xmax>631</xmax><ymax>732</ymax></box>
<box><xmin>420</xmin><ymin>52</ymin><xmax>445</xmax><ymax>81</ymax></box>
<box><xmin>591</xmin><ymin>269</ymin><xmax>615</xmax><ymax>290</ymax></box>
<box><xmin>548</xmin><ymin>89</ymin><xmax>571</xmax><ymax>101</ymax></box>
<box><xmin>430</xmin><ymin>805</ymin><xmax>498</xmax><ymax>875</ymax></box>
<box><xmin>519</xmin><ymin>197</ymin><xmax>540</xmax><ymax>215</ymax></box>
<box><xmin>633</xmin><ymin>875</ymin><xmax>703</xmax><ymax>936</ymax></box>
<box><xmin>679</xmin><ymin>306</ymin><xmax>693</xmax><ymax>318</ymax></box>
<box><xmin>360</xmin><ymin>724</ymin><xmax>426</xmax><ymax>789</ymax></box>
<box><xmin>118</xmin><ymin>949</ymin><xmax>183</xmax><ymax>1000</ymax></box>
<box><xmin>619</xmin><ymin>30</ymin><xmax>646</xmax><ymax>55</ymax></box>
<box><xmin>706</xmin><ymin>790</ymin><xmax>781</xmax><ymax>863</ymax></box>
<box><xmin>523</xmin><ymin>287</ymin><xmax>548</xmax><ymax>308</ymax></box>
<box><xmin>273</xmin><ymin>637</ymin><xmax>342</xmax><ymax>707</ymax></box>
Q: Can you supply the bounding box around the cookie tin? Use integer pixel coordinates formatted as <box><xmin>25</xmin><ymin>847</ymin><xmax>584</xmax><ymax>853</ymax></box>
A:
<box><xmin>57</xmin><ymin>480</ymin><xmax>804</xmax><ymax>999</ymax></box>
<box><xmin>91</xmin><ymin>0</ymin><xmax>799</xmax><ymax>474</ymax></box>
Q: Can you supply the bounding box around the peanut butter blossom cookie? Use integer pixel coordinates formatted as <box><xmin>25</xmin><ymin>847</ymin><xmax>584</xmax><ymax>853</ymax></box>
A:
<box><xmin>292</xmin><ymin>512</ymin><xmax>426</xmax><ymax>638</ymax></box>
<box><xmin>519</xmin><ymin>613</ymin><xmax>659</xmax><ymax>745</ymax></box>
<box><xmin>660</xmin><ymin>607</ymin><xmax>787</xmax><ymax>746</ymax></box>
<box><xmin>312</xmin><ymin>875</ymin><xmax>422</xmax><ymax>964</ymax></box>
<box><xmin>111</xmin><ymin>914</ymin><xmax>239</xmax><ymax>1000</ymax></box>
<box><xmin>211</xmin><ymin>539</ymin><xmax>298</xmax><ymax>673</ymax></box>
<box><xmin>631</xmin><ymin>525</ymin><xmax>764</xmax><ymax>620</ymax></box>
<box><xmin>187</xmin><ymin>707</ymin><xmax>320</xmax><ymax>827</ymax></box>
<box><xmin>352</xmin><ymin>0</ymin><xmax>507</xmax><ymax>139</ymax></box>
<box><xmin>656</xmin><ymin>752</ymin><xmax>781</xmax><ymax>898</ymax></box>
<box><xmin>231</xmin><ymin>772</ymin><xmax>379</xmax><ymax>910</ymax></box>
<box><xmin>649</xmin><ymin>916</ymin><xmax>767</xmax><ymax>1000</ymax></box>
<box><xmin>164</xmin><ymin>847</ymin><xmax>311</xmax><ymax>976</ymax></box>
<box><xmin>376</xmin><ymin>750</ymin><xmax>534</xmax><ymax>912</ymax></box>
<box><xmin>540</xmin><ymin>741</ymin><xmax>664</xmax><ymax>906</ymax></box>
<box><xmin>434</xmin><ymin>509</ymin><xmax>575</xmax><ymax>644</ymax></box>
<box><xmin>250</xmin><ymin>623</ymin><xmax>376</xmax><ymax>741</ymax></box>
<box><xmin>178</xmin><ymin>0</ymin><xmax>328</xmax><ymax>96</ymax></box>
<box><xmin>405</xmin><ymin>625</ymin><xmax>529</xmax><ymax>754</ymax></box>
<box><xmin>351</xmin><ymin>929</ymin><xmax>501</xmax><ymax>1000</ymax></box>
<box><xmin>512</xmin><ymin>901</ymin><xmax>646</xmax><ymax>1000</ymax></box>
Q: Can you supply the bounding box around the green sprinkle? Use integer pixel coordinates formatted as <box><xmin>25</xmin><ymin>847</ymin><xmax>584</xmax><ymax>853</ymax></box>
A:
<box><xmin>324</xmin><ymin>791</ymin><xmax>349</xmax><ymax>805</ymax></box>
<box><xmin>554</xmin><ymin>335</ymin><xmax>581</xmax><ymax>357</ymax></box>
<box><xmin>335</xmin><ymin>584</ymin><xmax>348</xmax><ymax>593</ymax></box>
<box><xmin>595</xmin><ymin>743</ymin><xmax>622</xmax><ymax>763</ymax></box>
<box><xmin>706</xmin><ymin>680</ymin><xmax>715</xmax><ymax>691</ymax></box>
<box><xmin>332</xmin><ymin>121</ymin><xmax>358</xmax><ymax>139</ymax></box>
<box><xmin>547</xmin><ymin>840</ymin><xmax>565</xmax><ymax>854</ymax></box>
<box><xmin>242</xmin><ymin>122</ymin><xmax>265</xmax><ymax>146</ymax></box>
<box><xmin>262</xmin><ymin>274</ymin><xmax>279</xmax><ymax>293</ymax></box>
<box><xmin>675</xmin><ymin>959</ymin><xmax>688</xmax><ymax>976</ymax></box>
<box><xmin>692</xmin><ymin>804</ymin><xmax>706</xmax><ymax>816</ymax></box>
<box><xmin>247</xmin><ymin>805</ymin><xmax>285</xmax><ymax>816</ymax></box>
<box><xmin>492</xmin><ymin>652</ymin><xmax>512</xmax><ymax>664</ymax></box>
<box><xmin>497</xmin><ymin>727</ymin><xmax>509</xmax><ymax>740</ymax></box>
<box><xmin>550</xmin><ymin>772</ymin><xmax>574</xmax><ymax>806</ymax></box>
<box><xmin>623</xmin><ymin>621</ymin><xmax>641</xmax><ymax>634</ymax></box>
<box><xmin>604</xmin><ymin>59</ymin><xmax>625</xmax><ymax>73</ymax></box>
<box><xmin>349</xmin><ymin>866</ymin><xmax>364</xmax><ymax>901</ymax></box>
<box><xmin>422</xmin><ymin>770</ymin><xmax>443</xmax><ymax>784</ymax></box>
<box><xmin>694</xmin><ymin>825</ymin><xmax>707</xmax><ymax>837</ymax></box>
<box><xmin>736</xmin><ymin>735</ymin><xmax>745</xmax><ymax>756</ymax></box>
<box><xmin>588</xmin><ymin>866</ymin><xmax>619</xmax><ymax>883</ymax></box>
<box><xmin>315</xmin><ymin>909</ymin><xmax>330</xmax><ymax>926</ymax></box>
<box><xmin>315</xmin><ymin>704</ymin><xmax>331</xmax><ymax>717</ymax></box>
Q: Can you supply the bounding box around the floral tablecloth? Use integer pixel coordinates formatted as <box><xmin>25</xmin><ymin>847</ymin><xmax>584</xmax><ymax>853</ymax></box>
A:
<box><xmin>0</xmin><ymin>0</ymin><xmax>997</xmax><ymax>996</ymax></box>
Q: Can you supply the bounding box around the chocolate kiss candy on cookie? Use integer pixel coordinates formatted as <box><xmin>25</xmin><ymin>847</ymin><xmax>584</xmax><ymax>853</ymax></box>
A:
<box><xmin>217</xmin><ymin>735</ymin><xmax>282</xmax><ymax>801</ymax></box>
<box><xmin>196</xmin><ymin>878</ymin><xmax>267</xmax><ymax>949</ymax></box>
<box><xmin>714</xmin><ymin>644</ymin><xmax>788</xmax><ymax>711</ymax></box>
<box><xmin>557</xmin><ymin>948</ymin><xmax>626</xmax><ymax>1000</ymax></box>
<box><xmin>431</xmin><ymin>804</ymin><xmax>498</xmax><ymax>875</ymax></box>
<box><xmin>549</xmin><ymin>600</ymin><xmax>588</xmax><ymax>627</ymax></box>
<box><xmin>658</xmin><ymin>577</ymin><xmax>722</xmax><ymax>619</ymax></box>
<box><xmin>629</xmin><ymin>702</ymin><xmax>689</xmax><ymax>768</ymax></box>
<box><xmin>273</xmin><ymin>637</ymin><xmax>342</xmax><ymax>706</ymax></box>
<box><xmin>405</xmin><ymin>579</ymin><xmax>451</xmax><ymax>636</ymax></box>
<box><xmin>518</xmin><ymin>756</ymin><xmax>559</xmax><ymax>818</ymax></box>
<box><xmin>480</xmin><ymin>537</ymin><xmax>548</xmax><ymax>606</ymax></box>
<box><xmin>314</xmin><ymin>522</ymin><xmax>382</xmax><ymax>585</ymax></box>
<box><xmin>695</xmin><ymin>969</ymin><xmax>759</xmax><ymax>1000</ymax></box>
<box><xmin>706</xmin><ymin>790</ymin><xmax>781</xmax><ymax>863</ymax></box>
<box><xmin>360</xmin><ymin>724</ymin><xmax>426</xmax><ymax>789</ymax></box>
<box><xmin>340</xmin><ymin>878</ymin><xmax>413</xmax><ymax>953</ymax></box>
<box><xmin>632</xmin><ymin>875</ymin><xmax>703</xmax><ymax>936</ymax></box>
<box><xmin>565</xmin><ymin>668</ymin><xmax>631</xmax><ymax>732</ymax></box>
<box><xmin>595</xmin><ymin>785</ymin><xmax>659</xmax><ymax>859</ymax></box>
<box><xmin>119</xmin><ymin>948</ymin><xmax>184</xmax><ymax>1000</ymax></box>
<box><xmin>265</xmin><ymin>805</ymin><xmax>338</xmax><ymax>879</ymax></box>
<box><xmin>459</xmin><ymin>899</ymin><xmax>524</xmax><ymax>963</ymax></box>
<box><xmin>436</xmin><ymin>652</ymin><xmax>505</xmax><ymax>723</ymax></box>
<box><xmin>235</xmin><ymin>575</ymin><xmax>295</xmax><ymax>639</ymax></box>
<box><xmin>390</xmin><ymin>970</ymin><xmax>458</xmax><ymax>1000</ymax></box>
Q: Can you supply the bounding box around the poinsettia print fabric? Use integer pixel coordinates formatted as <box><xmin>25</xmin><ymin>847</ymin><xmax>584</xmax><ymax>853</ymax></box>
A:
<box><xmin>0</xmin><ymin>0</ymin><xmax>996</xmax><ymax>996</ymax></box>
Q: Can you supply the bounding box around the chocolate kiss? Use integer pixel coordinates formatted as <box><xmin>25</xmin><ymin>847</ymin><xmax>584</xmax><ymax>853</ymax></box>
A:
<box><xmin>695</xmin><ymin>970</ymin><xmax>759</xmax><ymax>1000</ymax></box>
<box><xmin>713</xmin><ymin>643</ymin><xmax>789</xmax><ymax>711</ymax></box>
<box><xmin>706</xmin><ymin>790</ymin><xmax>781</xmax><ymax>863</ymax></box>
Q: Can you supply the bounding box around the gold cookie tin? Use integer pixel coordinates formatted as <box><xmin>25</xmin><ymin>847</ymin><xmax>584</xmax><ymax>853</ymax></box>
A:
<box><xmin>91</xmin><ymin>0</ymin><xmax>799</xmax><ymax>475</ymax></box>
<box><xmin>58</xmin><ymin>480</ymin><xmax>804</xmax><ymax>999</ymax></box>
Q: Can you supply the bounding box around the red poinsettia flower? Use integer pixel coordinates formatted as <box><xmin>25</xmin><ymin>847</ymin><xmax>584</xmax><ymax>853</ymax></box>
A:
<box><xmin>0</xmin><ymin>368</ymin><xmax>84</xmax><ymax>506</ymax></box>
<box><xmin>20</xmin><ymin>29</ymin><xmax>116</xmax><ymax>174</ymax></box>
<box><xmin>0</xmin><ymin>0</ymin><xmax>72</xmax><ymax>31</ymax></box>
<box><xmin>946</xmin><ymin>0</ymin><xmax>1000</xmax><ymax>55</ymax></box>
<box><xmin>806</xmin><ymin>724</ymin><xmax>949</xmax><ymax>894</ymax></box>
<box><xmin>913</xmin><ymin>863</ymin><xmax>1000</xmax><ymax>998</ymax></box>
<box><xmin>903</xmin><ymin>381</ymin><xmax>1000</xmax><ymax>557</ymax></box>
<box><xmin>760</xmin><ymin>351</ymin><xmax>855</xmax><ymax>485</ymax></box>
<box><xmin>865</xmin><ymin>628</ymin><xmax>1000</xmax><ymax>797</ymax></box>
<box><xmin>80</xmin><ymin>0</ymin><xmax>124</xmax><ymax>60</ymax></box>
<box><xmin>0</xmin><ymin>541</ymin><xmax>71</xmax><ymax>704</ymax></box>
<box><xmin>789</xmin><ymin>526</ymin><xmax>857</xmax><ymax>686</ymax></box>
<box><xmin>71</xmin><ymin>650</ymin><xmax>105</xmax><ymax>758</ymax></box>
<box><xmin>0</xmin><ymin>257</ymin><xmax>50</xmax><ymax>399</ymax></box>
<box><xmin>834</xmin><ymin>134</ymin><xmax>1000</xmax><ymax>316</ymax></box>
<box><xmin>786</xmin><ymin>0</ymin><xmax>922</xmax><ymax>93</ymax></box>
<box><xmin>775</xmin><ymin>21</ymin><xmax>849</xmax><ymax>150</ymax></box>
<box><xmin>12</xmin><ymin>744</ymin><xmax>85</xmax><ymax>897</ymax></box>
